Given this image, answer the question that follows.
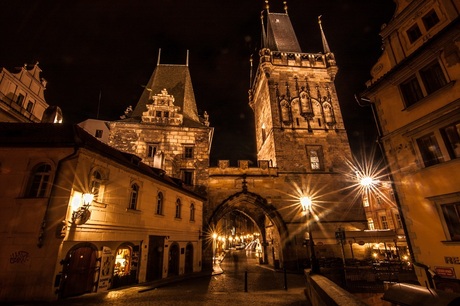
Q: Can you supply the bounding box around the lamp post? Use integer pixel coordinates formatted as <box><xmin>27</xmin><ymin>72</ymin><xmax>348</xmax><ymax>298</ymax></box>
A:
<box><xmin>212</xmin><ymin>232</ymin><xmax>218</xmax><ymax>264</ymax></box>
<box><xmin>300</xmin><ymin>196</ymin><xmax>320</xmax><ymax>274</ymax></box>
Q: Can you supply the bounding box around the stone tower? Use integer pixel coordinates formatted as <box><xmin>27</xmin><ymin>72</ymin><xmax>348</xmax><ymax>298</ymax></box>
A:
<box><xmin>205</xmin><ymin>4</ymin><xmax>367</xmax><ymax>270</ymax></box>
<box><xmin>110</xmin><ymin>51</ymin><xmax>213</xmax><ymax>195</ymax></box>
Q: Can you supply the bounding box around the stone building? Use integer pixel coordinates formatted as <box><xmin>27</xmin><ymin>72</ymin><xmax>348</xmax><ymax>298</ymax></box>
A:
<box><xmin>0</xmin><ymin>123</ymin><xmax>204</xmax><ymax>302</ymax></box>
<box><xmin>205</xmin><ymin>6</ymin><xmax>369</xmax><ymax>270</ymax></box>
<box><xmin>359</xmin><ymin>0</ymin><xmax>460</xmax><ymax>292</ymax></box>
<box><xmin>0</xmin><ymin>62</ymin><xmax>62</xmax><ymax>123</ymax></box>
<box><xmin>109</xmin><ymin>53</ymin><xmax>213</xmax><ymax>196</ymax></box>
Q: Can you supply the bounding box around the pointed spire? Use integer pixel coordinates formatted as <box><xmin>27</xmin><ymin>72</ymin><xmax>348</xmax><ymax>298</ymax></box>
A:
<box><xmin>157</xmin><ymin>48</ymin><xmax>162</xmax><ymax>65</ymax></box>
<box><xmin>284</xmin><ymin>1</ymin><xmax>288</xmax><ymax>14</ymax></box>
<box><xmin>318</xmin><ymin>15</ymin><xmax>331</xmax><ymax>54</ymax></box>
<box><xmin>260</xmin><ymin>10</ymin><xmax>267</xmax><ymax>48</ymax></box>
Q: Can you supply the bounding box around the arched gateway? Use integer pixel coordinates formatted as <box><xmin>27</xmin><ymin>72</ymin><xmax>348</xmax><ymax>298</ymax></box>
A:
<box><xmin>208</xmin><ymin>191</ymin><xmax>289</xmax><ymax>268</ymax></box>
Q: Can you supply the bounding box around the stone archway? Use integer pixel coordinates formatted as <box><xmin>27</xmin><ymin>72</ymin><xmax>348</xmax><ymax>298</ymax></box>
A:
<box><xmin>206</xmin><ymin>191</ymin><xmax>290</xmax><ymax>269</ymax></box>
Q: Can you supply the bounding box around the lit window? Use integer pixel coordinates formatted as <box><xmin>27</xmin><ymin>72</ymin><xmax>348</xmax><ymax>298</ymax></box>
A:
<box><xmin>184</xmin><ymin>146</ymin><xmax>194</xmax><ymax>159</ymax></box>
<box><xmin>417</xmin><ymin>133</ymin><xmax>443</xmax><ymax>167</ymax></box>
<box><xmin>368</xmin><ymin>218</ymin><xmax>375</xmax><ymax>230</ymax></box>
<box><xmin>190</xmin><ymin>203</ymin><xmax>195</xmax><ymax>221</ymax></box>
<box><xmin>182</xmin><ymin>170</ymin><xmax>194</xmax><ymax>186</ymax></box>
<box><xmin>129</xmin><ymin>183</ymin><xmax>139</xmax><ymax>210</ymax></box>
<box><xmin>90</xmin><ymin>170</ymin><xmax>104</xmax><ymax>201</ymax></box>
<box><xmin>441</xmin><ymin>202</ymin><xmax>460</xmax><ymax>241</ymax></box>
<box><xmin>407</xmin><ymin>24</ymin><xmax>422</xmax><ymax>43</ymax></box>
<box><xmin>156</xmin><ymin>192</ymin><xmax>163</xmax><ymax>215</ymax></box>
<box><xmin>363</xmin><ymin>196</ymin><xmax>369</xmax><ymax>207</ymax></box>
<box><xmin>175</xmin><ymin>199</ymin><xmax>182</xmax><ymax>219</ymax></box>
<box><xmin>422</xmin><ymin>9</ymin><xmax>439</xmax><ymax>30</ymax></box>
<box><xmin>114</xmin><ymin>246</ymin><xmax>132</xmax><ymax>277</ymax></box>
<box><xmin>420</xmin><ymin>62</ymin><xmax>447</xmax><ymax>95</ymax></box>
<box><xmin>95</xmin><ymin>129</ymin><xmax>103</xmax><ymax>138</ymax></box>
<box><xmin>380</xmin><ymin>215</ymin><xmax>389</xmax><ymax>229</ymax></box>
<box><xmin>306</xmin><ymin>146</ymin><xmax>323</xmax><ymax>170</ymax></box>
<box><xmin>441</xmin><ymin>122</ymin><xmax>460</xmax><ymax>159</ymax></box>
<box><xmin>27</xmin><ymin>163</ymin><xmax>51</xmax><ymax>197</ymax></box>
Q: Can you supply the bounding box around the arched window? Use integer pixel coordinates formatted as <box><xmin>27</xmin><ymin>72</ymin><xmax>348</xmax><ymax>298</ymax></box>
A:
<box><xmin>90</xmin><ymin>170</ymin><xmax>103</xmax><ymax>201</ymax></box>
<box><xmin>129</xmin><ymin>183</ymin><xmax>139</xmax><ymax>210</ymax></box>
<box><xmin>190</xmin><ymin>203</ymin><xmax>195</xmax><ymax>221</ymax></box>
<box><xmin>27</xmin><ymin>163</ymin><xmax>52</xmax><ymax>197</ymax></box>
<box><xmin>175</xmin><ymin>198</ymin><xmax>181</xmax><ymax>219</ymax></box>
<box><xmin>156</xmin><ymin>192</ymin><xmax>163</xmax><ymax>215</ymax></box>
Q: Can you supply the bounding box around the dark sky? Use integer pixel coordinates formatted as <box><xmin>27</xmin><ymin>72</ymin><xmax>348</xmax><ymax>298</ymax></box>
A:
<box><xmin>1</xmin><ymin>1</ymin><xmax>395</xmax><ymax>166</ymax></box>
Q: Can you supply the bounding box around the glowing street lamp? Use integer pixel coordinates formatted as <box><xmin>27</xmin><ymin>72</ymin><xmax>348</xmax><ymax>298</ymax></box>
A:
<box><xmin>300</xmin><ymin>195</ymin><xmax>320</xmax><ymax>274</ymax></box>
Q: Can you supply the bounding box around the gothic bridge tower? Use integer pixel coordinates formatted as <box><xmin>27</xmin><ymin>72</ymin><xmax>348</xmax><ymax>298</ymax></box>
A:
<box><xmin>206</xmin><ymin>3</ymin><xmax>366</xmax><ymax>270</ymax></box>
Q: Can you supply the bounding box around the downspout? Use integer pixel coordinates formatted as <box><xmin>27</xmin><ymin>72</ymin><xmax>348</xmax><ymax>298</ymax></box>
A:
<box><xmin>37</xmin><ymin>136</ymin><xmax>80</xmax><ymax>248</ymax></box>
<box><xmin>355</xmin><ymin>95</ymin><xmax>436</xmax><ymax>288</ymax></box>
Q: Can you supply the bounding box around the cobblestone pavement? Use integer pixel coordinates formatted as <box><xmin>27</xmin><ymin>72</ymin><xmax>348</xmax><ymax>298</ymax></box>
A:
<box><xmin>12</xmin><ymin>250</ymin><xmax>308</xmax><ymax>306</ymax></box>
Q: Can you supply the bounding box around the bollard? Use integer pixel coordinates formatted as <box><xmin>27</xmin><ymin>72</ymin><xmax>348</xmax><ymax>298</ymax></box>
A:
<box><xmin>283</xmin><ymin>267</ymin><xmax>288</xmax><ymax>290</ymax></box>
<box><xmin>244</xmin><ymin>270</ymin><xmax>248</xmax><ymax>292</ymax></box>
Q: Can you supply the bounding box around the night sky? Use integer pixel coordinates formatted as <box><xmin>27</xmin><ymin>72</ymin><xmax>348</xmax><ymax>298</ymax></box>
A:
<box><xmin>1</xmin><ymin>1</ymin><xmax>395</xmax><ymax>165</ymax></box>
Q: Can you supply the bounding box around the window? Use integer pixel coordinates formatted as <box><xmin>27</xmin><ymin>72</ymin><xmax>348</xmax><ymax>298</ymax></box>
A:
<box><xmin>420</xmin><ymin>62</ymin><xmax>447</xmax><ymax>95</ymax></box>
<box><xmin>147</xmin><ymin>144</ymin><xmax>158</xmax><ymax>158</ymax></box>
<box><xmin>400</xmin><ymin>76</ymin><xmax>424</xmax><ymax>107</ymax></box>
<box><xmin>422</xmin><ymin>9</ymin><xmax>440</xmax><ymax>30</ymax></box>
<box><xmin>90</xmin><ymin>170</ymin><xmax>103</xmax><ymax>201</ymax></box>
<box><xmin>190</xmin><ymin>203</ymin><xmax>195</xmax><ymax>221</ymax></box>
<box><xmin>306</xmin><ymin>146</ymin><xmax>323</xmax><ymax>170</ymax></box>
<box><xmin>26</xmin><ymin>101</ymin><xmax>34</xmax><ymax>112</ymax></box>
<box><xmin>441</xmin><ymin>202</ymin><xmax>460</xmax><ymax>241</ymax></box>
<box><xmin>380</xmin><ymin>215</ymin><xmax>389</xmax><ymax>229</ymax></box>
<box><xmin>182</xmin><ymin>170</ymin><xmax>194</xmax><ymax>186</ymax></box>
<box><xmin>129</xmin><ymin>183</ymin><xmax>139</xmax><ymax>210</ymax></box>
<box><xmin>114</xmin><ymin>246</ymin><xmax>132</xmax><ymax>277</ymax></box>
<box><xmin>95</xmin><ymin>129</ymin><xmax>103</xmax><ymax>138</ymax></box>
<box><xmin>417</xmin><ymin>133</ymin><xmax>443</xmax><ymax>167</ymax></box>
<box><xmin>400</xmin><ymin>61</ymin><xmax>448</xmax><ymax>107</ymax></box>
<box><xmin>156</xmin><ymin>192</ymin><xmax>163</xmax><ymax>215</ymax></box>
<box><xmin>363</xmin><ymin>196</ymin><xmax>369</xmax><ymax>207</ymax></box>
<box><xmin>175</xmin><ymin>199</ymin><xmax>181</xmax><ymax>219</ymax></box>
<box><xmin>407</xmin><ymin>24</ymin><xmax>422</xmax><ymax>43</ymax></box>
<box><xmin>164</xmin><ymin>111</ymin><xmax>169</xmax><ymax>118</ymax></box>
<box><xmin>16</xmin><ymin>93</ymin><xmax>25</xmax><ymax>106</ymax></box>
<box><xmin>368</xmin><ymin>218</ymin><xmax>375</xmax><ymax>230</ymax></box>
<box><xmin>394</xmin><ymin>214</ymin><xmax>403</xmax><ymax>229</ymax></box>
<box><xmin>184</xmin><ymin>146</ymin><xmax>194</xmax><ymax>159</ymax></box>
<box><xmin>441</xmin><ymin>122</ymin><xmax>460</xmax><ymax>159</ymax></box>
<box><xmin>27</xmin><ymin>163</ymin><xmax>51</xmax><ymax>197</ymax></box>
<box><xmin>156</xmin><ymin>111</ymin><xmax>161</xmax><ymax>117</ymax></box>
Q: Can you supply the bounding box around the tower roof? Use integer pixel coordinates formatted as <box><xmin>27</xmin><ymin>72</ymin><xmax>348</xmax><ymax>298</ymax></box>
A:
<box><xmin>265</xmin><ymin>12</ymin><xmax>301</xmax><ymax>52</ymax></box>
<box><xmin>131</xmin><ymin>64</ymin><xmax>200</xmax><ymax>125</ymax></box>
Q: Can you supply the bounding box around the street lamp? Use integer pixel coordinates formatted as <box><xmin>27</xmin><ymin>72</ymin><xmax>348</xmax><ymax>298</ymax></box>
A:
<box><xmin>212</xmin><ymin>232</ymin><xmax>218</xmax><ymax>264</ymax></box>
<box><xmin>300</xmin><ymin>195</ymin><xmax>320</xmax><ymax>274</ymax></box>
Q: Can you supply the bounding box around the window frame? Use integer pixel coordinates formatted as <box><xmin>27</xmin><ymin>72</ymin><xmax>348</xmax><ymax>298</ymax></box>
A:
<box><xmin>440</xmin><ymin>121</ymin><xmax>460</xmax><ymax>159</ymax></box>
<box><xmin>90</xmin><ymin>170</ymin><xmax>105</xmax><ymax>202</ymax></box>
<box><xmin>406</xmin><ymin>23</ymin><xmax>422</xmax><ymax>44</ymax></box>
<box><xmin>182</xmin><ymin>169</ymin><xmax>194</xmax><ymax>186</ymax></box>
<box><xmin>306</xmin><ymin>145</ymin><xmax>324</xmax><ymax>171</ymax></box>
<box><xmin>416</xmin><ymin>132</ymin><xmax>444</xmax><ymax>167</ymax></box>
<box><xmin>95</xmin><ymin>129</ymin><xmax>103</xmax><ymax>138</ymax></box>
<box><xmin>156</xmin><ymin>191</ymin><xmax>164</xmax><ymax>215</ymax></box>
<box><xmin>430</xmin><ymin>193</ymin><xmax>460</xmax><ymax>242</ymax></box>
<box><xmin>175</xmin><ymin>198</ymin><xmax>182</xmax><ymax>219</ymax></box>
<box><xmin>129</xmin><ymin>183</ymin><xmax>140</xmax><ymax>210</ymax></box>
<box><xmin>147</xmin><ymin>143</ymin><xmax>159</xmax><ymax>158</ymax></box>
<box><xmin>190</xmin><ymin>203</ymin><xmax>195</xmax><ymax>221</ymax></box>
<box><xmin>422</xmin><ymin>9</ymin><xmax>440</xmax><ymax>31</ymax></box>
<box><xmin>26</xmin><ymin>163</ymin><xmax>52</xmax><ymax>198</ymax></box>
<box><xmin>184</xmin><ymin>146</ymin><xmax>194</xmax><ymax>159</ymax></box>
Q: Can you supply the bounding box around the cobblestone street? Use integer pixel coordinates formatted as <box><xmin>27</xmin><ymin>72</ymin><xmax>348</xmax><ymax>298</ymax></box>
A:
<box><xmin>12</xmin><ymin>250</ymin><xmax>307</xmax><ymax>306</ymax></box>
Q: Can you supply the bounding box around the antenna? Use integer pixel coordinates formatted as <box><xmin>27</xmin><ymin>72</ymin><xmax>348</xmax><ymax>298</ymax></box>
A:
<box><xmin>186</xmin><ymin>49</ymin><xmax>189</xmax><ymax>66</ymax></box>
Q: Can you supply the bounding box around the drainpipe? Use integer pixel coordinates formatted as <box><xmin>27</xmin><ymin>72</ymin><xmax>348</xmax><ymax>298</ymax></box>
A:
<box><xmin>355</xmin><ymin>95</ymin><xmax>435</xmax><ymax>288</ymax></box>
<box><xmin>37</xmin><ymin>130</ymin><xmax>81</xmax><ymax>248</ymax></box>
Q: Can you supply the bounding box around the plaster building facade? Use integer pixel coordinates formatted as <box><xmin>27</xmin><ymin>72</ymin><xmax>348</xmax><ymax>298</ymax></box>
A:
<box><xmin>360</xmin><ymin>0</ymin><xmax>460</xmax><ymax>292</ymax></box>
<box><xmin>0</xmin><ymin>62</ymin><xmax>62</xmax><ymax>123</ymax></box>
<box><xmin>0</xmin><ymin>123</ymin><xmax>204</xmax><ymax>302</ymax></box>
